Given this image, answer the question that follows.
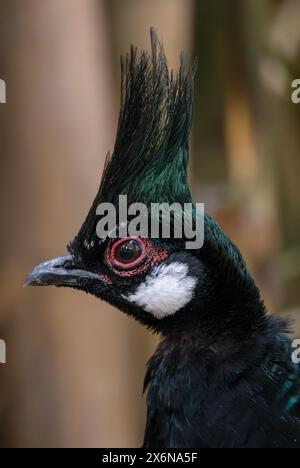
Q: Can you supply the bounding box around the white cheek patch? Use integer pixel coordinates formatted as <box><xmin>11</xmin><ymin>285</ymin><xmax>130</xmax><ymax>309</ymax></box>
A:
<box><xmin>124</xmin><ymin>262</ymin><xmax>197</xmax><ymax>319</ymax></box>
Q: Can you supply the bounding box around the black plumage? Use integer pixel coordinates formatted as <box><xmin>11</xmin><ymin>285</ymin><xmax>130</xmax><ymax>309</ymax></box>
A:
<box><xmin>143</xmin><ymin>320</ymin><xmax>300</xmax><ymax>448</ymax></box>
<box><xmin>25</xmin><ymin>30</ymin><xmax>300</xmax><ymax>448</ymax></box>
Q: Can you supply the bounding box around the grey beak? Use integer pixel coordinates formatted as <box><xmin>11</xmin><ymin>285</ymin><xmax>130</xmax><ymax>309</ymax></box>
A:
<box><xmin>24</xmin><ymin>254</ymin><xmax>100</xmax><ymax>287</ymax></box>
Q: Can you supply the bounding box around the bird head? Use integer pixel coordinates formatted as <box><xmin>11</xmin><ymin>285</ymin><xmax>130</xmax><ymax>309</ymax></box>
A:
<box><xmin>26</xmin><ymin>30</ymin><xmax>265</xmax><ymax>338</ymax></box>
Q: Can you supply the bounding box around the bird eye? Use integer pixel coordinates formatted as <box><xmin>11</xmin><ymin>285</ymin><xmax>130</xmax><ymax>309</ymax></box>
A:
<box><xmin>105</xmin><ymin>237</ymin><xmax>170</xmax><ymax>277</ymax></box>
<box><xmin>110</xmin><ymin>238</ymin><xmax>145</xmax><ymax>269</ymax></box>
<box><xmin>115</xmin><ymin>240</ymin><xmax>142</xmax><ymax>264</ymax></box>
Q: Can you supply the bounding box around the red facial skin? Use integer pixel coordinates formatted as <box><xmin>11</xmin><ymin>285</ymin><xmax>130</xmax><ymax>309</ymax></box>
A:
<box><xmin>98</xmin><ymin>274</ymin><xmax>113</xmax><ymax>284</ymax></box>
<box><xmin>104</xmin><ymin>237</ymin><xmax>170</xmax><ymax>278</ymax></box>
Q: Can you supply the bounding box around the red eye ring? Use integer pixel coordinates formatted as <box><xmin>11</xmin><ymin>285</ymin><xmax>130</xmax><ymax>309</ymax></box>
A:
<box><xmin>104</xmin><ymin>238</ymin><xmax>170</xmax><ymax>277</ymax></box>
<box><xmin>109</xmin><ymin>237</ymin><xmax>146</xmax><ymax>269</ymax></box>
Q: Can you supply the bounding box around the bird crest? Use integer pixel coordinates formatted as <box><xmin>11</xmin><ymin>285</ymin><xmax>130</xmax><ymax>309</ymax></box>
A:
<box><xmin>71</xmin><ymin>29</ymin><xmax>197</xmax><ymax>248</ymax></box>
<box><xmin>70</xmin><ymin>29</ymin><xmax>249</xmax><ymax>283</ymax></box>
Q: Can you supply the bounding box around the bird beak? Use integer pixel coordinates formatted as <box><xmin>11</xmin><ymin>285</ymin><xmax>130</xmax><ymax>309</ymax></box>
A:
<box><xmin>24</xmin><ymin>254</ymin><xmax>100</xmax><ymax>287</ymax></box>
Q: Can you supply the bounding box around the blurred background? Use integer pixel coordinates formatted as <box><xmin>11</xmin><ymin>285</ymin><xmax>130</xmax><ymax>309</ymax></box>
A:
<box><xmin>0</xmin><ymin>0</ymin><xmax>300</xmax><ymax>448</ymax></box>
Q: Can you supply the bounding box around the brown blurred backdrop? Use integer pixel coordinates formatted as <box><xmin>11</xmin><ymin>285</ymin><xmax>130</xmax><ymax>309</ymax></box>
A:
<box><xmin>0</xmin><ymin>0</ymin><xmax>299</xmax><ymax>448</ymax></box>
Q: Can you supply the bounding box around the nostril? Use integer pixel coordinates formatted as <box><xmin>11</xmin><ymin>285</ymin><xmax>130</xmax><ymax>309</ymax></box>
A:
<box><xmin>61</xmin><ymin>260</ymin><xmax>74</xmax><ymax>269</ymax></box>
<box><xmin>62</xmin><ymin>258</ymin><xmax>78</xmax><ymax>270</ymax></box>
<box><xmin>53</xmin><ymin>255</ymin><xmax>78</xmax><ymax>270</ymax></box>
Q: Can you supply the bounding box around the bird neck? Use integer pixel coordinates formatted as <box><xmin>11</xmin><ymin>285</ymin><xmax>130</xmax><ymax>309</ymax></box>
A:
<box><xmin>144</xmin><ymin>314</ymin><xmax>287</xmax><ymax>405</ymax></box>
<box><xmin>152</xmin><ymin>286</ymin><xmax>269</xmax><ymax>340</ymax></box>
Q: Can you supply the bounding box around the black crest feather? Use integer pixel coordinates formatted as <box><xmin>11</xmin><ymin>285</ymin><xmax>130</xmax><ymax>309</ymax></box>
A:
<box><xmin>98</xmin><ymin>28</ymin><xmax>195</xmax><ymax>206</ymax></box>
<box><xmin>71</xmin><ymin>28</ymin><xmax>196</xmax><ymax>252</ymax></box>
